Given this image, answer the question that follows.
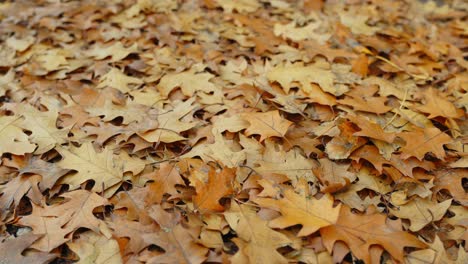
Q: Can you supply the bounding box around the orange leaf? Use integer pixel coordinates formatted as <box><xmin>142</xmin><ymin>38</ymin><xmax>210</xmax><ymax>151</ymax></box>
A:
<box><xmin>399</xmin><ymin>127</ymin><xmax>452</xmax><ymax>160</ymax></box>
<box><xmin>415</xmin><ymin>87</ymin><xmax>463</xmax><ymax>118</ymax></box>
<box><xmin>254</xmin><ymin>182</ymin><xmax>341</xmax><ymax>236</ymax></box>
<box><xmin>321</xmin><ymin>206</ymin><xmax>427</xmax><ymax>264</ymax></box>
<box><xmin>192</xmin><ymin>166</ymin><xmax>236</xmax><ymax>212</ymax></box>
<box><xmin>146</xmin><ymin>162</ymin><xmax>185</xmax><ymax>204</ymax></box>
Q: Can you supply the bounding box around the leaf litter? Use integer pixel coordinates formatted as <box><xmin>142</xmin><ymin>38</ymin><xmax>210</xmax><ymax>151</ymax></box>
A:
<box><xmin>0</xmin><ymin>0</ymin><xmax>466</xmax><ymax>263</ymax></box>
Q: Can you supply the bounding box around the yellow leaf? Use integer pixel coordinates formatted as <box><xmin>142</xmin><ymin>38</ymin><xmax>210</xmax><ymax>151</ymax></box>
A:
<box><xmin>97</xmin><ymin>67</ymin><xmax>143</xmax><ymax>93</ymax></box>
<box><xmin>242</xmin><ymin>110</ymin><xmax>293</xmax><ymax>141</ymax></box>
<box><xmin>254</xmin><ymin>182</ymin><xmax>341</xmax><ymax>236</ymax></box>
<box><xmin>57</xmin><ymin>143</ymin><xmax>124</xmax><ymax>195</ymax></box>
<box><xmin>0</xmin><ymin>116</ymin><xmax>36</xmax><ymax>156</ymax></box>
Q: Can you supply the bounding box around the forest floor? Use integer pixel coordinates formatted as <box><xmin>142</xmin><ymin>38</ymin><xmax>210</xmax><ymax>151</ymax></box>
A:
<box><xmin>0</xmin><ymin>0</ymin><xmax>466</xmax><ymax>263</ymax></box>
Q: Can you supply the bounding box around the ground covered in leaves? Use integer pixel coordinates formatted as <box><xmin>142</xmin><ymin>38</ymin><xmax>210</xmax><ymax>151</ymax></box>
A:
<box><xmin>0</xmin><ymin>0</ymin><xmax>467</xmax><ymax>263</ymax></box>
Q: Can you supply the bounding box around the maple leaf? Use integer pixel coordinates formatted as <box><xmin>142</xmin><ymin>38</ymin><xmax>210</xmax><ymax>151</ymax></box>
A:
<box><xmin>191</xmin><ymin>166</ymin><xmax>236</xmax><ymax>212</ymax></box>
<box><xmin>399</xmin><ymin>127</ymin><xmax>452</xmax><ymax>160</ymax></box>
<box><xmin>18</xmin><ymin>190</ymin><xmax>110</xmax><ymax>252</ymax></box>
<box><xmin>321</xmin><ymin>206</ymin><xmax>427</xmax><ymax>264</ymax></box>
<box><xmin>242</xmin><ymin>110</ymin><xmax>293</xmax><ymax>141</ymax></box>
<box><xmin>224</xmin><ymin>201</ymin><xmax>291</xmax><ymax>264</ymax></box>
<box><xmin>56</xmin><ymin>143</ymin><xmax>124</xmax><ymax>195</ymax></box>
<box><xmin>0</xmin><ymin>234</ymin><xmax>55</xmax><ymax>264</ymax></box>
<box><xmin>254</xmin><ymin>181</ymin><xmax>341</xmax><ymax>236</ymax></box>
<box><xmin>0</xmin><ymin>116</ymin><xmax>36</xmax><ymax>156</ymax></box>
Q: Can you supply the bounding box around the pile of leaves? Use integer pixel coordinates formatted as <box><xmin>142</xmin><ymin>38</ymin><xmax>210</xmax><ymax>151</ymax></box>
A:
<box><xmin>0</xmin><ymin>0</ymin><xmax>466</xmax><ymax>263</ymax></box>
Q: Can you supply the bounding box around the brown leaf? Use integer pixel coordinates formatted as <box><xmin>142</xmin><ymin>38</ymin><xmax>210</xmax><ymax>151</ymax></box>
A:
<box><xmin>18</xmin><ymin>190</ymin><xmax>110</xmax><ymax>252</ymax></box>
<box><xmin>192</xmin><ymin>166</ymin><xmax>236</xmax><ymax>212</ymax></box>
<box><xmin>321</xmin><ymin>206</ymin><xmax>427</xmax><ymax>263</ymax></box>
<box><xmin>0</xmin><ymin>234</ymin><xmax>55</xmax><ymax>264</ymax></box>
<box><xmin>224</xmin><ymin>201</ymin><xmax>291</xmax><ymax>264</ymax></box>
<box><xmin>254</xmin><ymin>182</ymin><xmax>341</xmax><ymax>236</ymax></box>
<box><xmin>145</xmin><ymin>162</ymin><xmax>185</xmax><ymax>205</ymax></box>
<box><xmin>313</xmin><ymin>158</ymin><xmax>356</xmax><ymax>193</ymax></box>
<box><xmin>142</xmin><ymin>224</ymin><xmax>208</xmax><ymax>264</ymax></box>
<box><xmin>399</xmin><ymin>127</ymin><xmax>452</xmax><ymax>160</ymax></box>
<box><xmin>242</xmin><ymin>110</ymin><xmax>293</xmax><ymax>141</ymax></box>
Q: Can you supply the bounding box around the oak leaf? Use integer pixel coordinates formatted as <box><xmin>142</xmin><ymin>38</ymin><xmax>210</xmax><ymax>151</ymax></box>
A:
<box><xmin>348</xmin><ymin>114</ymin><xmax>396</xmax><ymax>143</ymax></box>
<box><xmin>313</xmin><ymin>158</ymin><xmax>356</xmax><ymax>193</ymax></box>
<box><xmin>416</xmin><ymin>87</ymin><xmax>463</xmax><ymax>118</ymax></box>
<box><xmin>433</xmin><ymin>169</ymin><xmax>467</xmax><ymax>206</ymax></box>
<box><xmin>255</xmin><ymin>140</ymin><xmax>316</xmax><ymax>184</ymax></box>
<box><xmin>18</xmin><ymin>190</ymin><xmax>110</xmax><ymax>252</ymax></box>
<box><xmin>19</xmin><ymin>156</ymin><xmax>70</xmax><ymax>191</ymax></box>
<box><xmin>390</xmin><ymin>197</ymin><xmax>452</xmax><ymax>232</ymax></box>
<box><xmin>86</xmin><ymin>42</ymin><xmax>138</xmax><ymax>62</ymax></box>
<box><xmin>67</xmin><ymin>231</ymin><xmax>122</xmax><ymax>264</ymax></box>
<box><xmin>57</xmin><ymin>143</ymin><xmax>124</xmax><ymax>194</ymax></box>
<box><xmin>145</xmin><ymin>162</ymin><xmax>185</xmax><ymax>205</ymax></box>
<box><xmin>321</xmin><ymin>206</ymin><xmax>427</xmax><ymax>264</ymax></box>
<box><xmin>224</xmin><ymin>201</ymin><xmax>291</xmax><ymax>264</ymax></box>
<box><xmin>12</xmin><ymin>104</ymin><xmax>69</xmax><ymax>154</ymax></box>
<box><xmin>242</xmin><ymin>110</ymin><xmax>293</xmax><ymax>142</ymax></box>
<box><xmin>142</xmin><ymin>224</ymin><xmax>208</xmax><ymax>264</ymax></box>
<box><xmin>157</xmin><ymin>66</ymin><xmax>217</xmax><ymax>98</ymax></box>
<box><xmin>399</xmin><ymin>127</ymin><xmax>452</xmax><ymax>160</ymax></box>
<box><xmin>182</xmin><ymin>128</ymin><xmax>246</xmax><ymax>167</ymax></box>
<box><xmin>325</xmin><ymin>119</ymin><xmax>367</xmax><ymax>159</ymax></box>
<box><xmin>0</xmin><ymin>175</ymin><xmax>41</xmax><ymax>220</ymax></box>
<box><xmin>138</xmin><ymin>98</ymin><xmax>198</xmax><ymax>143</ymax></box>
<box><xmin>107</xmin><ymin>216</ymin><xmax>158</xmax><ymax>255</ymax></box>
<box><xmin>97</xmin><ymin>67</ymin><xmax>143</xmax><ymax>93</ymax></box>
<box><xmin>0</xmin><ymin>116</ymin><xmax>36</xmax><ymax>156</ymax></box>
<box><xmin>254</xmin><ymin>182</ymin><xmax>341</xmax><ymax>236</ymax></box>
<box><xmin>191</xmin><ymin>166</ymin><xmax>236</xmax><ymax>212</ymax></box>
<box><xmin>0</xmin><ymin>234</ymin><xmax>55</xmax><ymax>264</ymax></box>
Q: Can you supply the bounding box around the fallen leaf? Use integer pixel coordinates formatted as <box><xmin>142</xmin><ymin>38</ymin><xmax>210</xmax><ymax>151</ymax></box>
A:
<box><xmin>321</xmin><ymin>206</ymin><xmax>427</xmax><ymax>264</ymax></box>
<box><xmin>242</xmin><ymin>110</ymin><xmax>293</xmax><ymax>141</ymax></box>
<box><xmin>0</xmin><ymin>233</ymin><xmax>55</xmax><ymax>264</ymax></box>
<box><xmin>224</xmin><ymin>201</ymin><xmax>291</xmax><ymax>264</ymax></box>
<box><xmin>399</xmin><ymin>127</ymin><xmax>452</xmax><ymax>160</ymax></box>
<box><xmin>254</xmin><ymin>182</ymin><xmax>341</xmax><ymax>236</ymax></box>
<box><xmin>191</xmin><ymin>166</ymin><xmax>236</xmax><ymax>212</ymax></box>
<box><xmin>57</xmin><ymin>143</ymin><xmax>124</xmax><ymax>194</ymax></box>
